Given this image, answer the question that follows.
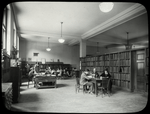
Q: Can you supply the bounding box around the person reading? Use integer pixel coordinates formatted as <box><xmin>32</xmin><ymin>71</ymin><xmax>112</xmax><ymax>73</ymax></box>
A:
<box><xmin>100</xmin><ymin>68</ymin><xmax>112</xmax><ymax>94</ymax></box>
<box><xmin>80</xmin><ymin>69</ymin><xmax>94</xmax><ymax>94</ymax></box>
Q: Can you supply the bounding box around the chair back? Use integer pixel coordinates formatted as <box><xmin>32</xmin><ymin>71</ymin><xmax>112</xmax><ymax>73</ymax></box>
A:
<box><xmin>101</xmin><ymin>77</ymin><xmax>109</xmax><ymax>88</ymax></box>
<box><xmin>76</xmin><ymin>77</ymin><xmax>80</xmax><ymax>85</ymax></box>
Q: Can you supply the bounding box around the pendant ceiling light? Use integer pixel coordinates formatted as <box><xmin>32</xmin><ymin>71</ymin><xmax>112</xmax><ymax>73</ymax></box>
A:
<box><xmin>58</xmin><ymin>22</ymin><xmax>65</xmax><ymax>43</ymax></box>
<box><xmin>46</xmin><ymin>37</ymin><xmax>51</xmax><ymax>51</ymax></box>
<box><xmin>125</xmin><ymin>32</ymin><xmax>132</xmax><ymax>50</ymax></box>
<box><xmin>99</xmin><ymin>2</ymin><xmax>114</xmax><ymax>13</ymax></box>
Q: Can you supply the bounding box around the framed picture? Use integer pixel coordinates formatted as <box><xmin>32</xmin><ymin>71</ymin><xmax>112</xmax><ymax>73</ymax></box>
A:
<box><xmin>10</xmin><ymin>59</ymin><xmax>17</xmax><ymax>67</ymax></box>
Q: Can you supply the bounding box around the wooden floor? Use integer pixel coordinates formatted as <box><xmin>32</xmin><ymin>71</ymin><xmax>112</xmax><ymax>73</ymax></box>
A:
<box><xmin>10</xmin><ymin>77</ymin><xmax>148</xmax><ymax>113</ymax></box>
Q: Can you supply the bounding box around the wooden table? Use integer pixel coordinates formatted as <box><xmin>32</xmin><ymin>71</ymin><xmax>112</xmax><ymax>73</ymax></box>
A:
<box><xmin>90</xmin><ymin>78</ymin><xmax>102</xmax><ymax>97</ymax></box>
<box><xmin>2</xmin><ymin>83</ymin><xmax>12</xmax><ymax>109</ymax></box>
<box><xmin>34</xmin><ymin>74</ymin><xmax>57</xmax><ymax>89</ymax></box>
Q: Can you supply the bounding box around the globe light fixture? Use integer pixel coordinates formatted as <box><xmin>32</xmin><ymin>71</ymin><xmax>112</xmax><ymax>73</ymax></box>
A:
<box><xmin>99</xmin><ymin>2</ymin><xmax>114</xmax><ymax>13</ymax></box>
<box><xmin>58</xmin><ymin>22</ymin><xmax>65</xmax><ymax>43</ymax></box>
<box><xmin>58</xmin><ymin>39</ymin><xmax>65</xmax><ymax>43</ymax></box>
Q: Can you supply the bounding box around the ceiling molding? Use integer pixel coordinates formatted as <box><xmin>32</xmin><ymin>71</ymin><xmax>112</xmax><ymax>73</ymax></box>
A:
<box><xmin>81</xmin><ymin>3</ymin><xmax>146</xmax><ymax>40</ymax></box>
<box><xmin>68</xmin><ymin>39</ymin><xmax>80</xmax><ymax>45</ymax></box>
<box><xmin>18</xmin><ymin>30</ymin><xmax>81</xmax><ymax>39</ymax></box>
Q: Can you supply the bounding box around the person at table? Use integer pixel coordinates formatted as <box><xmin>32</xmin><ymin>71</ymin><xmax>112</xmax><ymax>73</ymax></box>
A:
<box><xmin>45</xmin><ymin>66</ymin><xmax>51</xmax><ymax>74</ymax></box>
<box><xmin>51</xmin><ymin>69</ymin><xmax>56</xmax><ymax>75</ymax></box>
<box><xmin>34</xmin><ymin>62</ymin><xmax>39</xmax><ymax>74</ymax></box>
<box><xmin>25</xmin><ymin>63</ymin><xmax>30</xmax><ymax>75</ymax></box>
<box><xmin>100</xmin><ymin>68</ymin><xmax>112</xmax><ymax>93</ymax></box>
<box><xmin>100</xmin><ymin>68</ymin><xmax>111</xmax><ymax>78</ymax></box>
<box><xmin>28</xmin><ymin>67</ymin><xmax>35</xmax><ymax>81</ymax></box>
<box><xmin>80</xmin><ymin>69</ymin><xmax>94</xmax><ymax>94</ymax></box>
<box><xmin>57</xmin><ymin>68</ymin><xmax>62</xmax><ymax>79</ymax></box>
<box><xmin>91</xmin><ymin>67</ymin><xmax>99</xmax><ymax>78</ymax></box>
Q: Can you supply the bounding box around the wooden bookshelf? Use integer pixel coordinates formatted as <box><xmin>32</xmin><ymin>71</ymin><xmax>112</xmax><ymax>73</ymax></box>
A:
<box><xmin>80</xmin><ymin>47</ymin><xmax>148</xmax><ymax>92</ymax></box>
<box><xmin>145</xmin><ymin>48</ymin><xmax>149</xmax><ymax>92</ymax></box>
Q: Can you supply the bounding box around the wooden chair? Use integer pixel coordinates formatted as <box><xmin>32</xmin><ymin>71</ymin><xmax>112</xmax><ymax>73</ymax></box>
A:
<box><xmin>75</xmin><ymin>77</ymin><xmax>87</xmax><ymax>94</ymax></box>
<box><xmin>99</xmin><ymin>77</ymin><xmax>111</xmax><ymax>97</ymax></box>
<box><xmin>57</xmin><ymin>70</ymin><xmax>62</xmax><ymax>79</ymax></box>
<box><xmin>27</xmin><ymin>71</ymin><xmax>34</xmax><ymax>88</ymax></box>
<box><xmin>75</xmin><ymin>71</ymin><xmax>87</xmax><ymax>94</ymax></box>
<box><xmin>27</xmin><ymin>75</ymin><xmax>34</xmax><ymax>88</ymax></box>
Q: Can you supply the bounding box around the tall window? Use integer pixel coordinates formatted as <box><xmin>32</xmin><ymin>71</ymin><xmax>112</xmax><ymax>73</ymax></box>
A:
<box><xmin>6</xmin><ymin>5</ymin><xmax>11</xmax><ymax>55</ymax></box>
<box><xmin>2</xmin><ymin>7</ymin><xmax>7</xmax><ymax>50</ymax></box>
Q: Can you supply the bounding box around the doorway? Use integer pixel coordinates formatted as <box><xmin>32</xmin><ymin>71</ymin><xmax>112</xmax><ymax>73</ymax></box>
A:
<box><xmin>136</xmin><ymin>50</ymin><xmax>145</xmax><ymax>92</ymax></box>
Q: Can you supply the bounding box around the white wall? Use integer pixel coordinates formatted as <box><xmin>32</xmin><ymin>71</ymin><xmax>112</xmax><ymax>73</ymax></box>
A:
<box><xmin>19</xmin><ymin>39</ymin><xmax>80</xmax><ymax>69</ymax></box>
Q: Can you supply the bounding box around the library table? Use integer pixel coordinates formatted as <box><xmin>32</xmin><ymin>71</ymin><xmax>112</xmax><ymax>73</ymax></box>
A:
<box><xmin>89</xmin><ymin>78</ymin><xmax>102</xmax><ymax>97</ymax></box>
<box><xmin>34</xmin><ymin>74</ymin><xmax>57</xmax><ymax>89</ymax></box>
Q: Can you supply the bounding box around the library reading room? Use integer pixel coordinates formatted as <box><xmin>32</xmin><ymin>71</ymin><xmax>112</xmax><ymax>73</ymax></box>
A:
<box><xmin>1</xmin><ymin>2</ymin><xmax>149</xmax><ymax>113</ymax></box>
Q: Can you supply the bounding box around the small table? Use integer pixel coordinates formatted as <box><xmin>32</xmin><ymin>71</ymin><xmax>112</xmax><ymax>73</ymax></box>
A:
<box><xmin>2</xmin><ymin>83</ymin><xmax>12</xmax><ymax>109</ymax></box>
<box><xmin>90</xmin><ymin>78</ymin><xmax>102</xmax><ymax>97</ymax></box>
<box><xmin>34</xmin><ymin>74</ymin><xmax>57</xmax><ymax>89</ymax></box>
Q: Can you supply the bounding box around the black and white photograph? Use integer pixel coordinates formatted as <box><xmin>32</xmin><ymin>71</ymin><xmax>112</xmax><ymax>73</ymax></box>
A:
<box><xmin>1</xmin><ymin>1</ymin><xmax>148</xmax><ymax>113</ymax></box>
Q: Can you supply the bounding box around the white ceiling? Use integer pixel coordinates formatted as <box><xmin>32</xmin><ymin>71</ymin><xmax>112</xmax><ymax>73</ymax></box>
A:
<box><xmin>12</xmin><ymin>2</ymin><xmax>148</xmax><ymax>47</ymax></box>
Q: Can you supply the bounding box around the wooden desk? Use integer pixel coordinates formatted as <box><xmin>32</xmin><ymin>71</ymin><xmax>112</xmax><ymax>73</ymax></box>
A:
<box><xmin>89</xmin><ymin>77</ymin><xmax>109</xmax><ymax>97</ymax></box>
<box><xmin>34</xmin><ymin>74</ymin><xmax>57</xmax><ymax>89</ymax></box>
<box><xmin>90</xmin><ymin>78</ymin><xmax>102</xmax><ymax>97</ymax></box>
<box><xmin>2</xmin><ymin>83</ymin><xmax>12</xmax><ymax>109</ymax></box>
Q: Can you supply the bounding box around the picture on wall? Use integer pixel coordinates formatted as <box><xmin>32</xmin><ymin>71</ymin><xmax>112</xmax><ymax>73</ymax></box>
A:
<box><xmin>28</xmin><ymin>58</ymin><xmax>32</xmax><ymax>61</ymax></box>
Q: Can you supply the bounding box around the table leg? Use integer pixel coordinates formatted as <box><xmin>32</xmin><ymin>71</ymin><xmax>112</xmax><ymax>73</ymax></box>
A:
<box><xmin>95</xmin><ymin>81</ymin><xmax>97</xmax><ymax>97</ymax></box>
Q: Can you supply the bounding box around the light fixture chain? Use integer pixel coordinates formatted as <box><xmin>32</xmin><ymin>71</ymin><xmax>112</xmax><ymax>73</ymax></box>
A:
<box><xmin>61</xmin><ymin>22</ymin><xmax>63</xmax><ymax>38</ymax></box>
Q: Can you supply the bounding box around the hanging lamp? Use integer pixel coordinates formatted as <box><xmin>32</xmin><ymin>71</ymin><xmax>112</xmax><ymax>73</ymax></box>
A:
<box><xmin>58</xmin><ymin>22</ymin><xmax>65</xmax><ymax>43</ymax></box>
<box><xmin>125</xmin><ymin>32</ymin><xmax>132</xmax><ymax>50</ymax></box>
<box><xmin>46</xmin><ymin>37</ymin><xmax>51</xmax><ymax>51</ymax></box>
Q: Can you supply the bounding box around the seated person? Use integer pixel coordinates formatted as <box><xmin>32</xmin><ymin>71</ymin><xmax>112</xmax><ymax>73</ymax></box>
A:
<box><xmin>57</xmin><ymin>68</ymin><xmax>62</xmax><ymax>79</ymax></box>
<box><xmin>65</xmin><ymin>68</ymin><xmax>70</xmax><ymax>77</ymax></box>
<box><xmin>51</xmin><ymin>69</ymin><xmax>56</xmax><ymax>75</ymax></box>
<box><xmin>80</xmin><ymin>69</ymin><xmax>94</xmax><ymax>94</ymax></box>
<box><xmin>28</xmin><ymin>67</ymin><xmax>35</xmax><ymax>79</ymax></box>
<box><xmin>100</xmin><ymin>68</ymin><xmax>111</xmax><ymax>78</ymax></box>
<box><xmin>45</xmin><ymin>67</ymin><xmax>51</xmax><ymax>74</ymax></box>
<box><xmin>34</xmin><ymin>62</ymin><xmax>40</xmax><ymax>74</ymax></box>
<box><xmin>100</xmin><ymin>68</ymin><xmax>112</xmax><ymax>93</ymax></box>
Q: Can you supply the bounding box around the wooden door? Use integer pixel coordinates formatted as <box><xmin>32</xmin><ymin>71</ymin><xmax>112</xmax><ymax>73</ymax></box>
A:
<box><xmin>136</xmin><ymin>50</ymin><xmax>145</xmax><ymax>92</ymax></box>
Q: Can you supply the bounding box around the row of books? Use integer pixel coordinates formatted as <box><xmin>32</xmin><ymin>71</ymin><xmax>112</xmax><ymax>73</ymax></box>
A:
<box><xmin>104</xmin><ymin>54</ymin><xmax>110</xmax><ymax>60</ymax></box>
<box><xmin>112</xmin><ymin>79</ymin><xmax>130</xmax><ymax>88</ymax></box>
<box><xmin>110</xmin><ymin>53</ymin><xmax>119</xmax><ymax>60</ymax></box>
<box><xmin>146</xmin><ymin>48</ymin><xmax>149</xmax><ymax>57</ymax></box>
<box><xmin>81</xmin><ymin>61</ymin><xmax>106</xmax><ymax>67</ymax></box>
<box><xmin>145</xmin><ymin>67</ymin><xmax>149</xmax><ymax>75</ymax></box>
<box><xmin>109</xmin><ymin>60</ymin><xmax>120</xmax><ymax>66</ymax></box>
<box><xmin>113</xmin><ymin>73</ymin><xmax>130</xmax><ymax>81</ymax></box>
<box><xmin>104</xmin><ymin>61</ymin><xmax>109</xmax><ymax>66</ymax></box>
<box><xmin>119</xmin><ymin>51</ymin><xmax>131</xmax><ymax>60</ymax></box>
<box><xmin>120</xmin><ymin>59</ymin><xmax>130</xmax><ymax>66</ymax></box>
<box><xmin>109</xmin><ymin>66</ymin><xmax>130</xmax><ymax>73</ymax></box>
<box><xmin>83</xmin><ymin>60</ymin><xmax>130</xmax><ymax>66</ymax></box>
<box><xmin>146</xmin><ymin>57</ymin><xmax>149</xmax><ymax>67</ymax></box>
<box><xmin>82</xmin><ymin>60</ymin><xmax>130</xmax><ymax>67</ymax></box>
<box><xmin>81</xmin><ymin>52</ymin><xmax>131</xmax><ymax>62</ymax></box>
<box><xmin>110</xmin><ymin>67</ymin><xmax>120</xmax><ymax>72</ymax></box>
